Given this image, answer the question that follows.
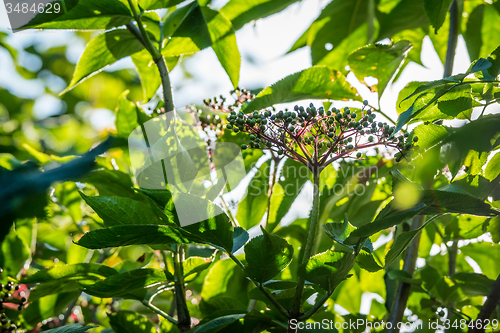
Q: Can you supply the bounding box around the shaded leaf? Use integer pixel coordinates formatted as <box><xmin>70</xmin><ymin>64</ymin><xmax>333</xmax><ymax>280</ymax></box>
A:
<box><xmin>377</xmin><ymin>0</ymin><xmax>429</xmax><ymax>39</ymax></box>
<box><xmin>356</xmin><ymin>253</ymin><xmax>383</xmax><ymax>272</ymax></box>
<box><xmin>304</xmin><ymin>249</ymin><xmax>355</xmax><ymax>291</ymax></box>
<box><xmin>244</xmin><ymin>227</ymin><xmax>293</xmax><ymax>283</ymax></box>
<box><xmin>109</xmin><ymin>311</ymin><xmax>157</xmax><ymax>333</ymax></box>
<box><xmin>232</xmin><ymin>227</ymin><xmax>249</xmax><ymax>253</ymax></box>
<box><xmin>41</xmin><ymin>324</ymin><xmax>98</xmax><ymax>333</ymax></box>
<box><xmin>83</xmin><ymin>268</ymin><xmax>170</xmax><ymax>299</ymax></box>
<box><xmin>80</xmin><ymin>193</ymin><xmax>162</xmax><ymax>226</ymax></box>
<box><xmin>190</xmin><ymin>313</ymin><xmax>246</xmax><ymax>333</ymax></box>
<box><xmin>424</xmin><ymin>0</ymin><xmax>454</xmax><ymax>32</ymax></box>
<box><xmin>75</xmin><ymin>224</ymin><xmax>195</xmax><ymax>249</ymax></box>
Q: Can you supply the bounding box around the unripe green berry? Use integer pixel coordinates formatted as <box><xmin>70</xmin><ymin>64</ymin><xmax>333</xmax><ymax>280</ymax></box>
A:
<box><xmin>356</xmin><ymin>152</ymin><xmax>362</xmax><ymax>158</ymax></box>
<box><xmin>413</xmin><ymin>136</ymin><xmax>418</xmax><ymax>142</ymax></box>
<box><xmin>277</xmin><ymin>149</ymin><xmax>284</xmax><ymax>155</ymax></box>
<box><xmin>241</xmin><ymin>144</ymin><xmax>247</xmax><ymax>150</ymax></box>
<box><xmin>368</xmin><ymin>136</ymin><xmax>374</xmax><ymax>142</ymax></box>
<box><xmin>363</xmin><ymin>100</ymin><xmax>369</xmax><ymax>106</ymax></box>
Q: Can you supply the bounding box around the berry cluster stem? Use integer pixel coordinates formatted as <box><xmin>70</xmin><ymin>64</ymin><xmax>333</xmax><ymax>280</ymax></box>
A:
<box><xmin>290</xmin><ymin>167</ymin><xmax>321</xmax><ymax>320</ymax></box>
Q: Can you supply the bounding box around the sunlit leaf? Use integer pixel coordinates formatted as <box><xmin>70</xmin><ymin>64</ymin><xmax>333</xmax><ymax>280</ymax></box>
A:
<box><xmin>63</xmin><ymin>29</ymin><xmax>144</xmax><ymax>93</ymax></box>
<box><xmin>19</xmin><ymin>0</ymin><xmax>132</xmax><ymax>30</ymax></box>
<box><xmin>348</xmin><ymin>40</ymin><xmax>412</xmax><ymax>98</ymax></box>
<box><xmin>243</xmin><ymin>66</ymin><xmax>361</xmax><ymax>113</ymax></box>
<box><xmin>221</xmin><ymin>0</ymin><xmax>299</xmax><ymax>31</ymax></box>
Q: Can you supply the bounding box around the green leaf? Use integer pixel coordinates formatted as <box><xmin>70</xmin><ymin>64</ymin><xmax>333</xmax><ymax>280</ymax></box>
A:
<box><xmin>184</xmin><ymin>256</ymin><xmax>213</xmax><ymax>278</ymax></box>
<box><xmin>177</xmin><ymin>195</ymin><xmax>234</xmax><ymax>253</ymax></box>
<box><xmin>75</xmin><ymin>224</ymin><xmax>195</xmax><ymax>249</ymax></box>
<box><xmin>485</xmin><ymin>152</ymin><xmax>500</xmax><ymax>181</ymax></box>
<box><xmin>294</xmin><ymin>0</ymin><xmax>370</xmax><ymax>65</ymax></box>
<box><xmin>54</xmin><ymin>182</ymin><xmax>82</xmax><ymax>223</ymax></box>
<box><xmin>377</xmin><ymin>0</ymin><xmax>429</xmax><ymax>39</ymax></box>
<box><xmin>356</xmin><ymin>253</ymin><xmax>383</xmax><ymax>272</ymax></box>
<box><xmin>467</xmin><ymin>58</ymin><xmax>492</xmax><ymax>75</ymax></box>
<box><xmin>63</xmin><ymin>29</ymin><xmax>144</xmax><ymax>93</ymax></box>
<box><xmin>454</xmin><ymin>273</ymin><xmax>495</xmax><ymax>297</ymax></box>
<box><xmin>131</xmin><ymin>50</ymin><xmax>162</xmax><ymax>103</ymax></box>
<box><xmin>248</xmin><ymin>285</ymin><xmax>315</xmax><ymax>309</ymax></box>
<box><xmin>236</xmin><ymin>162</ymin><xmax>270</xmax><ymax>229</ymax></box>
<box><xmin>464</xmin><ymin>5</ymin><xmax>500</xmax><ymax>62</ymax></box>
<box><xmin>244</xmin><ymin>227</ymin><xmax>294</xmax><ymax>283</ymax></box>
<box><xmin>419</xmin><ymin>189</ymin><xmax>498</xmax><ymax>216</ymax></box>
<box><xmin>135</xmin><ymin>188</ymin><xmax>173</xmax><ymax>207</ymax></box>
<box><xmin>0</xmin><ymin>226</ymin><xmax>31</xmax><ymax>277</ymax></box>
<box><xmin>243</xmin><ymin>66</ymin><xmax>361</xmax><ymax>114</ymax></box>
<box><xmin>442</xmin><ymin>114</ymin><xmax>500</xmax><ymax>177</ymax></box>
<box><xmin>83</xmin><ymin>268</ymin><xmax>170</xmax><ymax>299</ymax></box>
<box><xmin>316</xmin><ymin>23</ymin><xmax>369</xmax><ymax>75</ymax></box>
<box><xmin>413</xmin><ymin>123</ymin><xmax>449</xmax><ymax>149</ymax></box>
<box><xmin>114</xmin><ymin>90</ymin><xmax>152</xmax><ymax>138</ymax></box>
<box><xmin>424</xmin><ymin>0</ymin><xmax>454</xmax><ymax>32</ymax></box>
<box><xmin>220</xmin><ymin>0</ymin><xmax>299</xmax><ymax>31</ymax></box>
<box><xmin>202</xmin><ymin>7</ymin><xmax>240</xmax><ymax>88</ymax></box>
<box><xmin>19</xmin><ymin>0</ymin><xmax>132</xmax><ymax>30</ymax></box>
<box><xmin>394</xmin><ymin>79</ymin><xmax>461</xmax><ymax>133</ymax></box>
<box><xmin>139</xmin><ymin>0</ymin><xmax>184</xmax><ymax>11</ymax></box>
<box><xmin>232</xmin><ymin>227</ymin><xmax>249</xmax><ymax>253</ymax></box>
<box><xmin>79</xmin><ymin>169</ymin><xmax>139</xmax><ymax>198</ymax></box>
<box><xmin>190</xmin><ymin>313</ymin><xmax>246</xmax><ymax>333</ymax></box>
<box><xmin>304</xmin><ymin>249</ymin><xmax>355</xmax><ymax>291</ymax></box>
<box><xmin>322</xmin><ymin>214</ymin><xmax>357</xmax><ymax>248</ymax></box>
<box><xmin>385</xmin><ymin>229</ymin><xmax>421</xmax><ymax>267</ymax></box>
<box><xmin>266</xmin><ymin>158</ymin><xmax>309</xmax><ymax>232</ymax></box>
<box><xmin>348</xmin><ymin>40</ymin><xmax>412</xmax><ymax>98</ymax></box>
<box><xmin>440</xmin><ymin>175</ymin><xmax>499</xmax><ymax>201</ymax></box>
<box><xmin>162</xmin><ymin>2</ymin><xmax>211</xmax><ymax>57</ymax></box>
<box><xmin>22</xmin><ymin>263</ymin><xmax>118</xmax><ymax>284</ymax></box>
<box><xmin>262</xmin><ymin>280</ymin><xmax>297</xmax><ymax>290</ymax></box>
<box><xmin>41</xmin><ymin>324</ymin><xmax>98</xmax><ymax>333</ymax></box>
<box><xmin>108</xmin><ymin>311</ymin><xmax>157</xmax><ymax>333</ymax></box>
<box><xmin>487</xmin><ymin>216</ymin><xmax>500</xmax><ymax>243</ymax></box>
<box><xmin>346</xmin><ymin>203</ymin><xmax>427</xmax><ymax>241</ymax></box>
<box><xmin>80</xmin><ymin>193</ymin><xmax>162</xmax><ymax>226</ymax></box>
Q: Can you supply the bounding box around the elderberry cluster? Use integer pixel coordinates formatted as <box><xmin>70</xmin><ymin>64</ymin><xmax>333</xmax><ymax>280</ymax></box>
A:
<box><xmin>223</xmin><ymin>101</ymin><xmax>417</xmax><ymax>165</ymax></box>
<box><xmin>0</xmin><ymin>268</ymin><xmax>26</xmax><ymax>332</ymax></box>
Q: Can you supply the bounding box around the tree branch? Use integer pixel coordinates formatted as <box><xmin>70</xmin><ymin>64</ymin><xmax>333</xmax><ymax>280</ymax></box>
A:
<box><xmin>470</xmin><ymin>274</ymin><xmax>500</xmax><ymax>333</ymax></box>
<box><xmin>443</xmin><ymin>1</ymin><xmax>460</xmax><ymax>77</ymax></box>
